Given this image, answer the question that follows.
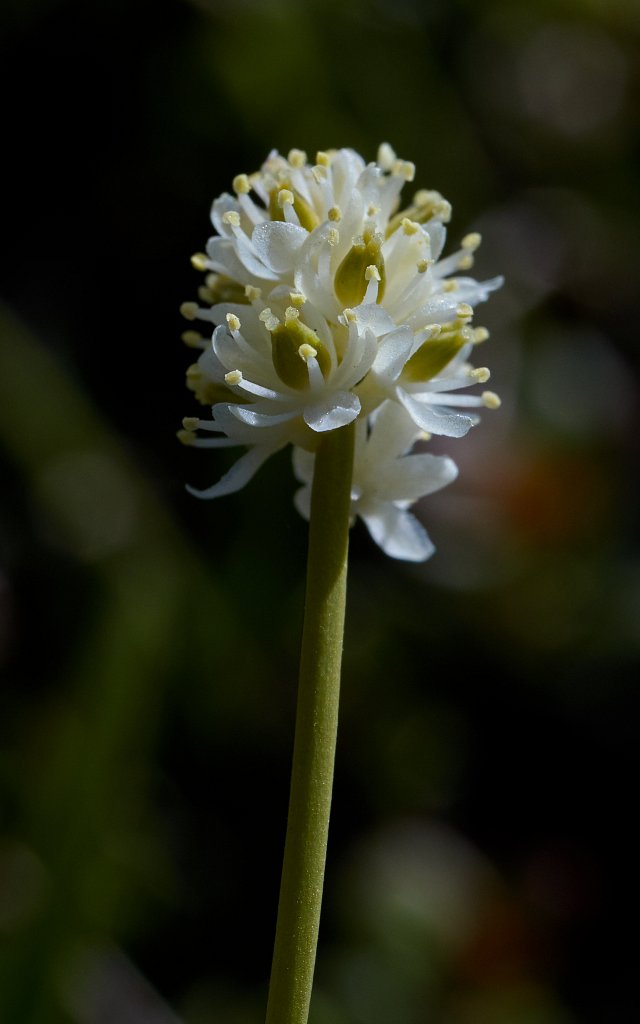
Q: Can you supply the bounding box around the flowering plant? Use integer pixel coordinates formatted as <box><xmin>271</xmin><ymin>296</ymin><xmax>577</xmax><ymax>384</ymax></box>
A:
<box><xmin>180</xmin><ymin>144</ymin><xmax>502</xmax><ymax>1024</ymax></box>
<box><xmin>180</xmin><ymin>144</ymin><xmax>501</xmax><ymax>560</ymax></box>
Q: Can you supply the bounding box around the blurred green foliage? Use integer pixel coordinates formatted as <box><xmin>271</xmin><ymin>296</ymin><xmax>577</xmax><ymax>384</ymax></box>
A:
<box><xmin>1</xmin><ymin>0</ymin><xmax>638</xmax><ymax>1021</ymax></box>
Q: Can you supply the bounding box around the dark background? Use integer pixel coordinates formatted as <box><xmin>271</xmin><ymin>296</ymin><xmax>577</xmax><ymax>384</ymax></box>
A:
<box><xmin>1</xmin><ymin>1</ymin><xmax>638</xmax><ymax>1022</ymax></box>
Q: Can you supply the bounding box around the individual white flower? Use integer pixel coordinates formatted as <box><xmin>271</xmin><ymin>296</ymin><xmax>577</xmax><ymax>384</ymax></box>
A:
<box><xmin>180</xmin><ymin>143</ymin><xmax>501</xmax><ymax>498</ymax></box>
<box><xmin>293</xmin><ymin>402</ymin><xmax>458</xmax><ymax>561</ymax></box>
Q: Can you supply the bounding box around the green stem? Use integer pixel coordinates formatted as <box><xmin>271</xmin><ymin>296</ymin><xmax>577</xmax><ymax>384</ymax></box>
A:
<box><xmin>265</xmin><ymin>421</ymin><xmax>356</xmax><ymax>1024</ymax></box>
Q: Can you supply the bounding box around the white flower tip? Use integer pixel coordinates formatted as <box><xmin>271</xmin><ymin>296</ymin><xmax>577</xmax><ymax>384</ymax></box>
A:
<box><xmin>298</xmin><ymin>343</ymin><xmax>317</xmax><ymax>362</ymax></box>
<box><xmin>180</xmin><ymin>301</ymin><xmax>199</xmax><ymax>321</ymax></box>
<box><xmin>277</xmin><ymin>188</ymin><xmax>294</xmax><ymax>208</ymax></box>
<box><xmin>470</xmin><ymin>366</ymin><xmax>491</xmax><ymax>383</ymax></box>
<box><xmin>482</xmin><ymin>390</ymin><xmax>501</xmax><ymax>409</ymax></box>
<box><xmin>222</xmin><ymin>210</ymin><xmax>241</xmax><ymax>227</ymax></box>
<box><xmin>190</xmin><ymin>252</ymin><xmax>208</xmax><ymax>271</ymax></box>
<box><xmin>225</xmin><ymin>370</ymin><xmax>243</xmax><ymax>386</ymax></box>
<box><xmin>226</xmin><ymin>313</ymin><xmax>241</xmax><ymax>332</ymax></box>
<box><xmin>377</xmin><ymin>142</ymin><xmax>396</xmax><ymax>170</ymax></box>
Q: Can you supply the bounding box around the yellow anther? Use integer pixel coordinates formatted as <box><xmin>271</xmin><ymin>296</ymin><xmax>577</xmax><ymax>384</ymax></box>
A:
<box><xmin>182</xmin><ymin>416</ymin><xmax>200</xmax><ymax>431</ymax></box>
<box><xmin>456</xmin><ymin>303</ymin><xmax>474</xmax><ymax>319</ymax></box>
<box><xmin>298</xmin><ymin>343</ymin><xmax>317</xmax><ymax>361</ymax></box>
<box><xmin>462</xmin><ymin>232</ymin><xmax>482</xmax><ymax>251</ymax></box>
<box><xmin>470</xmin><ymin>367</ymin><xmax>491</xmax><ymax>383</ymax></box>
<box><xmin>232</xmin><ymin>174</ymin><xmax>251</xmax><ymax>194</ymax></box>
<box><xmin>417</xmin><ymin>258</ymin><xmax>432</xmax><ymax>274</ymax></box>
<box><xmin>288</xmin><ymin>148</ymin><xmax>307</xmax><ymax>167</ymax></box>
<box><xmin>473</xmin><ymin>326</ymin><xmax>490</xmax><ymax>343</ymax></box>
<box><xmin>424</xmin><ymin>324</ymin><xmax>442</xmax><ymax>338</ymax></box>
<box><xmin>222</xmin><ymin>210</ymin><xmax>241</xmax><ymax>227</ymax></box>
<box><xmin>327</xmin><ymin>227</ymin><xmax>340</xmax><ymax>246</ymax></box>
<box><xmin>482</xmin><ymin>391</ymin><xmax>501</xmax><ymax>409</ymax></box>
<box><xmin>198</xmin><ymin>285</ymin><xmax>215</xmax><ymax>303</ymax></box>
<box><xmin>180</xmin><ymin>301</ymin><xmax>199</xmax><ymax>320</ymax></box>
<box><xmin>365</xmin><ymin>264</ymin><xmax>381</xmax><ymax>282</ymax></box>
<box><xmin>315</xmin><ymin>151</ymin><xmax>331</xmax><ymax>167</ymax></box>
<box><xmin>226</xmin><ymin>313</ymin><xmax>241</xmax><ymax>332</ymax></box>
<box><xmin>458</xmin><ymin>254</ymin><xmax>474</xmax><ymax>270</ymax></box>
<box><xmin>419</xmin><ymin>430</ymin><xmax>432</xmax><ymax>441</ymax></box>
<box><xmin>259</xmin><ymin>307</ymin><xmax>273</xmax><ymax>323</ymax></box>
<box><xmin>367</xmin><ymin>204</ymin><xmax>381</xmax><ymax>217</ymax></box>
<box><xmin>443</xmin><ymin>281</ymin><xmax>458</xmax><ymax>292</ymax></box>
<box><xmin>402</xmin><ymin>218</ymin><xmax>420</xmax><ymax>235</ymax></box>
<box><xmin>342</xmin><ymin>308</ymin><xmax>357</xmax><ymax>323</ymax></box>
<box><xmin>284</xmin><ymin>306</ymin><xmax>300</xmax><ymax>323</ymax></box>
<box><xmin>328</xmin><ymin>205</ymin><xmax>342</xmax><ymax>222</ymax></box>
<box><xmin>393</xmin><ymin>159</ymin><xmax>415</xmax><ymax>181</ymax></box>
<box><xmin>191</xmin><ymin>252</ymin><xmax>208</xmax><ymax>271</ymax></box>
<box><xmin>245</xmin><ymin>285</ymin><xmax>262</xmax><ymax>301</ymax></box>
<box><xmin>185</xmin><ymin>364</ymin><xmax>201</xmax><ymax>379</ymax></box>
<box><xmin>177</xmin><ymin>429</ymin><xmax>196</xmax><ymax>446</ymax></box>
<box><xmin>181</xmin><ymin>330</ymin><xmax>203</xmax><ymax>347</ymax></box>
<box><xmin>225</xmin><ymin>370</ymin><xmax>243</xmax><ymax>386</ymax></box>
<box><xmin>278</xmin><ymin>188</ymin><xmax>294</xmax><ymax>208</ymax></box>
<box><xmin>289</xmin><ymin>291</ymin><xmax>306</xmax><ymax>308</ymax></box>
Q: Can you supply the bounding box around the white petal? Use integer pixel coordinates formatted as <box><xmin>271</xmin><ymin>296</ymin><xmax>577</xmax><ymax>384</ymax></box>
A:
<box><xmin>398</xmin><ymin>390</ymin><xmax>478</xmax><ymax>437</ymax></box>
<box><xmin>303</xmin><ymin>392</ymin><xmax>360</xmax><ymax>432</ymax></box>
<box><xmin>351</xmin><ymin>303</ymin><xmax>396</xmax><ymax>337</ymax></box>
<box><xmin>361</xmin><ymin>501</ymin><xmax>435</xmax><ymax>561</ymax></box>
<box><xmin>251</xmin><ymin>222</ymin><xmax>308</xmax><ymax>274</ymax></box>
<box><xmin>371</xmin><ymin>327</ymin><xmax>414</xmax><ymax>380</ymax></box>
<box><xmin>292</xmin><ymin>446</ymin><xmax>314</xmax><ymax>485</ymax></box>
<box><xmin>186</xmin><ymin>444</ymin><xmax>278</xmax><ymax>499</ymax></box>
<box><xmin>370</xmin><ymin>453</ymin><xmax>458</xmax><ymax>502</ymax></box>
<box><xmin>293</xmin><ymin>484</ymin><xmax>312</xmax><ymax>521</ymax></box>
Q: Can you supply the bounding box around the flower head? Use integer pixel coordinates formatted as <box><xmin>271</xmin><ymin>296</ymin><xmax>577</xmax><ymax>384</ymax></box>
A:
<box><xmin>180</xmin><ymin>144</ymin><xmax>502</xmax><ymax>557</ymax></box>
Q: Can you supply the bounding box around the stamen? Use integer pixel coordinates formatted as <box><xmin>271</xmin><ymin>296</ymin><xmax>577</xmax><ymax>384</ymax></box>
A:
<box><xmin>277</xmin><ymin>188</ymin><xmax>294</xmax><ymax>209</ymax></box>
<box><xmin>458</xmin><ymin>254</ymin><xmax>474</xmax><ymax>270</ymax></box>
<box><xmin>181</xmin><ymin>330</ymin><xmax>205</xmax><ymax>347</ymax></box>
<box><xmin>226</xmin><ymin>313</ymin><xmax>241</xmax><ymax>332</ymax></box>
<box><xmin>289</xmin><ymin>291</ymin><xmax>306</xmax><ymax>308</ymax></box>
<box><xmin>232</xmin><ymin>174</ymin><xmax>251</xmax><ymax>194</ymax></box>
<box><xmin>462</xmin><ymin>232</ymin><xmax>482</xmax><ymax>251</ymax></box>
<box><xmin>392</xmin><ymin>159</ymin><xmax>415</xmax><ymax>181</ymax></box>
<box><xmin>222</xmin><ymin>210</ymin><xmax>241</xmax><ymax>227</ymax></box>
<box><xmin>177</xmin><ymin>429</ymin><xmax>196</xmax><ymax>445</ymax></box>
<box><xmin>315</xmin><ymin>151</ymin><xmax>331</xmax><ymax>167</ymax></box>
<box><xmin>365</xmin><ymin>265</ymin><xmax>381</xmax><ymax>282</ymax></box>
<box><xmin>298</xmin><ymin>343</ymin><xmax>317</xmax><ymax>361</ymax></box>
<box><xmin>469</xmin><ymin>367</ymin><xmax>491</xmax><ymax>383</ymax></box>
<box><xmin>473</xmin><ymin>327</ymin><xmax>490</xmax><ymax>344</ymax></box>
<box><xmin>191</xmin><ymin>252</ymin><xmax>208</xmax><ymax>271</ymax></box>
<box><xmin>312</xmin><ymin>165</ymin><xmax>328</xmax><ymax>183</ymax></box>
<box><xmin>482</xmin><ymin>391</ymin><xmax>501</xmax><ymax>408</ymax></box>
<box><xmin>182</xmin><ymin>416</ymin><xmax>200</xmax><ymax>431</ymax></box>
<box><xmin>402</xmin><ymin>218</ymin><xmax>420</xmax><ymax>235</ymax></box>
<box><xmin>288</xmin><ymin>149</ymin><xmax>307</xmax><ymax>168</ymax></box>
<box><xmin>328</xmin><ymin>206</ymin><xmax>342</xmax><ymax>222</ymax></box>
<box><xmin>225</xmin><ymin>370</ymin><xmax>243</xmax><ymax>386</ymax></box>
<box><xmin>244</xmin><ymin>285</ymin><xmax>262</xmax><ymax>301</ymax></box>
<box><xmin>456</xmin><ymin>303</ymin><xmax>474</xmax><ymax>320</ymax></box>
<box><xmin>417</xmin><ymin>259</ymin><xmax>432</xmax><ymax>274</ymax></box>
<box><xmin>180</xmin><ymin>302</ymin><xmax>199</xmax><ymax>321</ymax></box>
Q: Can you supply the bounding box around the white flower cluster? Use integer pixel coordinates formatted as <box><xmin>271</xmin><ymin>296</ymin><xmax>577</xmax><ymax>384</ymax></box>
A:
<box><xmin>179</xmin><ymin>145</ymin><xmax>502</xmax><ymax>561</ymax></box>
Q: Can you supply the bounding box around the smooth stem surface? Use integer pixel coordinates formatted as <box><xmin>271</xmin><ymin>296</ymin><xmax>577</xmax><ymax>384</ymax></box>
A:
<box><xmin>265</xmin><ymin>421</ymin><xmax>356</xmax><ymax>1024</ymax></box>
